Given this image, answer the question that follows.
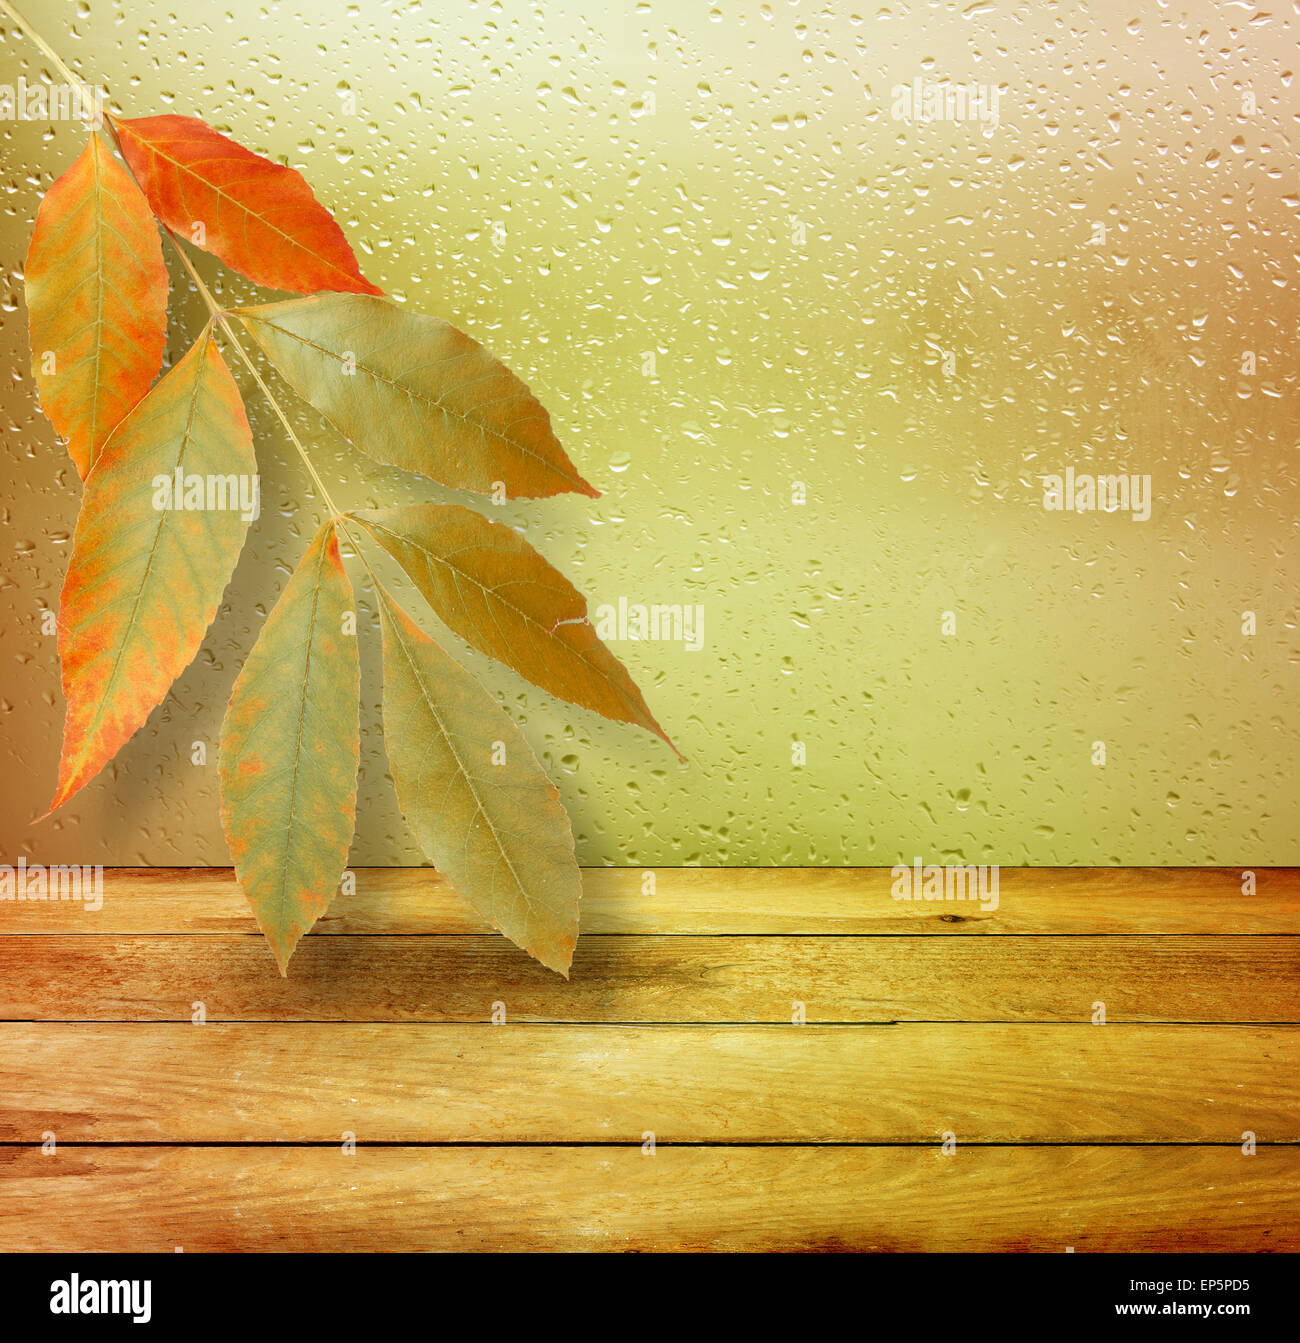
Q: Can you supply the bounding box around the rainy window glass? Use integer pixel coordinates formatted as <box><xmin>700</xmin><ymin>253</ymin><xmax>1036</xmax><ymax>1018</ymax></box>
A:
<box><xmin>1</xmin><ymin>1</ymin><xmax>1295</xmax><ymax>865</ymax></box>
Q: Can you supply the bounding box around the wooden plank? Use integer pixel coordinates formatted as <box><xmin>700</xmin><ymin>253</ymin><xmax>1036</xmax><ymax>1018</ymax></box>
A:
<box><xmin>2</xmin><ymin>934</ymin><xmax>1295</xmax><ymax>1023</ymax></box>
<box><xmin>3</xmin><ymin>866</ymin><xmax>1295</xmax><ymax>936</ymax></box>
<box><xmin>2</xmin><ymin>1145</ymin><xmax>1293</xmax><ymax>1252</ymax></box>
<box><xmin>1</xmin><ymin>1023</ymin><xmax>1294</xmax><ymax>1144</ymax></box>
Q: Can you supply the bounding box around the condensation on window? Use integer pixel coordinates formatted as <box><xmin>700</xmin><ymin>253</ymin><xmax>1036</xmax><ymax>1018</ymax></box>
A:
<box><xmin>0</xmin><ymin>1</ymin><xmax>1295</xmax><ymax>865</ymax></box>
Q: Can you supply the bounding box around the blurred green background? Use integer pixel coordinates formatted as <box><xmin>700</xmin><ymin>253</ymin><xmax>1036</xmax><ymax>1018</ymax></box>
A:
<box><xmin>1</xmin><ymin>0</ymin><xmax>1296</xmax><ymax>865</ymax></box>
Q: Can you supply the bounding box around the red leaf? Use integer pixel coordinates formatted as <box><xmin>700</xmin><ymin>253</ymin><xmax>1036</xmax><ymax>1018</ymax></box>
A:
<box><xmin>116</xmin><ymin>114</ymin><xmax>383</xmax><ymax>297</ymax></box>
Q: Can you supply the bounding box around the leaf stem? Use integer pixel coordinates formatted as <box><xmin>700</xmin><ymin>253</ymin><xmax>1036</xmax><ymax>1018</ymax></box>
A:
<box><xmin>3</xmin><ymin>0</ymin><xmax>345</xmax><ymax>524</ymax></box>
<box><xmin>216</xmin><ymin>305</ymin><xmax>346</xmax><ymax>523</ymax></box>
<box><xmin>167</xmin><ymin>234</ymin><xmax>345</xmax><ymax>522</ymax></box>
<box><xmin>0</xmin><ymin>0</ymin><xmax>86</xmax><ymax>90</ymax></box>
<box><xmin>335</xmin><ymin>513</ymin><xmax>386</xmax><ymax>600</ymax></box>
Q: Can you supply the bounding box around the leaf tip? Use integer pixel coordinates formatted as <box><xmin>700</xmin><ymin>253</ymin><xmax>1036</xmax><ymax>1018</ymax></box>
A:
<box><xmin>547</xmin><ymin>950</ymin><xmax>574</xmax><ymax>980</ymax></box>
<box><xmin>535</xmin><ymin>929</ymin><xmax>577</xmax><ymax>978</ymax></box>
<box><xmin>42</xmin><ymin>775</ymin><xmax>79</xmax><ymax>820</ymax></box>
<box><xmin>645</xmin><ymin>718</ymin><xmax>685</xmax><ymax>762</ymax></box>
<box><xmin>270</xmin><ymin>938</ymin><xmax>296</xmax><ymax>977</ymax></box>
<box><xmin>259</xmin><ymin>918</ymin><xmax>306</xmax><ymax>976</ymax></box>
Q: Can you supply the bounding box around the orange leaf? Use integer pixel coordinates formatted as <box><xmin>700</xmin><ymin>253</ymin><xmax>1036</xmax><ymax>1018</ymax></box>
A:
<box><xmin>116</xmin><ymin>114</ymin><xmax>383</xmax><ymax>297</ymax></box>
<box><xmin>26</xmin><ymin>132</ymin><xmax>169</xmax><ymax>478</ymax></box>
<box><xmin>49</xmin><ymin>325</ymin><xmax>255</xmax><ymax>813</ymax></box>
<box><xmin>355</xmin><ymin>502</ymin><xmax>676</xmax><ymax>752</ymax></box>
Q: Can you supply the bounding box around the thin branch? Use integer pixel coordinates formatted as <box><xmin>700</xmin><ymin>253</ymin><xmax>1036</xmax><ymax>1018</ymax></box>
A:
<box><xmin>165</xmin><ymin>234</ymin><xmax>345</xmax><ymax>522</ymax></box>
<box><xmin>0</xmin><ymin>0</ymin><xmax>86</xmax><ymax>90</ymax></box>
<box><xmin>4</xmin><ymin>0</ymin><xmax>345</xmax><ymax>524</ymax></box>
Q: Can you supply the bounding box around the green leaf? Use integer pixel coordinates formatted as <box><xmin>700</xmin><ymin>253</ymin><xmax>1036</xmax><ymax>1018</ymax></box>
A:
<box><xmin>219</xmin><ymin>522</ymin><xmax>360</xmax><ymax>973</ymax></box>
<box><xmin>376</xmin><ymin>584</ymin><xmax>582</xmax><ymax>975</ymax></box>
<box><xmin>236</xmin><ymin>293</ymin><xmax>599</xmax><ymax>499</ymax></box>
<box><xmin>354</xmin><ymin>501</ymin><xmax>676</xmax><ymax>753</ymax></box>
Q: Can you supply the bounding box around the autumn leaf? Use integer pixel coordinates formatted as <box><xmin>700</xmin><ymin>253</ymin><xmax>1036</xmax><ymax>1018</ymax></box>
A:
<box><xmin>116</xmin><ymin>114</ymin><xmax>382</xmax><ymax>297</ymax></box>
<box><xmin>26</xmin><ymin>131</ymin><xmax>169</xmax><ymax>478</ymax></box>
<box><xmin>354</xmin><ymin>502</ymin><xmax>676</xmax><ymax>752</ymax></box>
<box><xmin>237</xmin><ymin>294</ymin><xmax>599</xmax><ymax>499</ymax></box>
<box><xmin>376</xmin><ymin>584</ymin><xmax>582</xmax><ymax>975</ymax></box>
<box><xmin>49</xmin><ymin>324</ymin><xmax>255</xmax><ymax>812</ymax></box>
<box><xmin>11</xmin><ymin>5</ymin><xmax>674</xmax><ymax>974</ymax></box>
<box><xmin>220</xmin><ymin>523</ymin><xmax>360</xmax><ymax>973</ymax></box>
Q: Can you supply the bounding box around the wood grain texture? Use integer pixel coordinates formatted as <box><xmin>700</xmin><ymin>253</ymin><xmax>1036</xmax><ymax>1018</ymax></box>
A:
<box><xmin>2</xmin><ymin>1145</ymin><xmax>1294</xmax><ymax>1253</ymax></box>
<box><xmin>2</xmin><ymin>868</ymin><xmax>1295</xmax><ymax>1253</ymax></box>
<box><xmin>1</xmin><ymin>1023</ymin><xmax>1294</xmax><ymax>1144</ymax></box>
<box><xmin>2</xmin><ymin>933</ymin><xmax>1295</xmax><ymax>1023</ymax></box>
<box><xmin>3</xmin><ymin>866</ymin><xmax>1295</xmax><ymax>935</ymax></box>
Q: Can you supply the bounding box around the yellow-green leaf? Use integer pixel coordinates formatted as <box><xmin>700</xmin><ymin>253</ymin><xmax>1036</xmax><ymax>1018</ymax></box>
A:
<box><xmin>49</xmin><ymin>325</ymin><xmax>254</xmax><ymax>813</ymax></box>
<box><xmin>237</xmin><ymin>293</ymin><xmax>598</xmax><ymax>499</ymax></box>
<box><xmin>354</xmin><ymin>502</ymin><xmax>675</xmax><ymax>752</ymax></box>
<box><xmin>377</xmin><ymin>586</ymin><xmax>581</xmax><ymax>975</ymax></box>
<box><xmin>26</xmin><ymin>132</ymin><xmax>169</xmax><ymax>478</ymax></box>
<box><xmin>220</xmin><ymin>523</ymin><xmax>360</xmax><ymax>973</ymax></box>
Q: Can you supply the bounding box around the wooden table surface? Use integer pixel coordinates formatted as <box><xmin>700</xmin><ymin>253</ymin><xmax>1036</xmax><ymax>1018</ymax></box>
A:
<box><xmin>3</xmin><ymin>867</ymin><xmax>1297</xmax><ymax>1252</ymax></box>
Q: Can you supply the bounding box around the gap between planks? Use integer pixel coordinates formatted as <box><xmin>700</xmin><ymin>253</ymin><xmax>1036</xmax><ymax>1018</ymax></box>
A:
<box><xmin>4</xmin><ymin>869</ymin><xmax>1295</xmax><ymax>1253</ymax></box>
